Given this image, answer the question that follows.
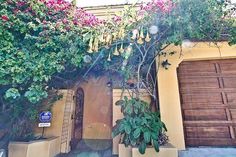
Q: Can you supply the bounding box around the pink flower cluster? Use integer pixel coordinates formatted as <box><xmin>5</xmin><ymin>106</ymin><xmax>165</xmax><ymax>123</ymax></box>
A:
<box><xmin>45</xmin><ymin>0</ymin><xmax>71</xmax><ymax>12</ymax></box>
<box><xmin>40</xmin><ymin>0</ymin><xmax>101</xmax><ymax>27</ymax></box>
<box><xmin>74</xmin><ymin>9</ymin><xmax>102</xmax><ymax>27</ymax></box>
<box><xmin>108</xmin><ymin>0</ymin><xmax>174</xmax><ymax>25</ymax></box>
<box><xmin>140</xmin><ymin>0</ymin><xmax>174</xmax><ymax>13</ymax></box>
<box><xmin>1</xmin><ymin>15</ymin><xmax>9</xmax><ymax>21</ymax></box>
<box><xmin>112</xmin><ymin>16</ymin><xmax>122</xmax><ymax>23</ymax></box>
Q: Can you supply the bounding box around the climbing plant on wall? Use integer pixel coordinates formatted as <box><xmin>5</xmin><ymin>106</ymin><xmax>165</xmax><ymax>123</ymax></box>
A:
<box><xmin>0</xmin><ymin>0</ymin><xmax>100</xmax><ymax>141</ymax></box>
<box><xmin>0</xmin><ymin>0</ymin><xmax>235</xmax><ymax>142</ymax></box>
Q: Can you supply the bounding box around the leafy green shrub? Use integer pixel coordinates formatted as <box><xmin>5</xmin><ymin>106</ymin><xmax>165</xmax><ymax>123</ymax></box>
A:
<box><xmin>112</xmin><ymin>97</ymin><xmax>167</xmax><ymax>154</ymax></box>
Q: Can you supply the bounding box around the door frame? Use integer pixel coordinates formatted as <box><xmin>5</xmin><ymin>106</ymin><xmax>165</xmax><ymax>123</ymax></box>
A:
<box><xmin>70</xmin><ymin>87</ymin><xmax>84</xmax><ymax>150</ymax></box>
<box><xmin>157</xmin><ymin>42</ymin><xmax>236</xmax><ymax>150</ymax></box>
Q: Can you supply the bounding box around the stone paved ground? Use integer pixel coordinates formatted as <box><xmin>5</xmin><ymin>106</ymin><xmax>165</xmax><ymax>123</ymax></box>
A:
<box><xmin>59</xmin><ymin>145</ymin><xmax>236</xmax><ymax>157</ymax></box>
<box><xmin>179</xmin><ymin>148</ymin><xmax>236</xmax><ymax>157</ymax></box>
<box><xmin>57</xmin><ymin>139</ymin><xmax>117</xmax><ymax>157</ymax></box>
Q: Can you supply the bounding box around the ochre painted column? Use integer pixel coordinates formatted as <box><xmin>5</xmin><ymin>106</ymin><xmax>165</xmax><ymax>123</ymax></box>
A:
<box><xmin>158</xmin><ymin>61</ymin><xmax>185</xmax><ymax>150</ymax></box>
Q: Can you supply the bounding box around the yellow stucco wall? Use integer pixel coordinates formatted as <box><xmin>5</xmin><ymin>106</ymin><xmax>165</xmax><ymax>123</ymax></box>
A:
<box><xmin>8</xmin><ymin>137</ymin><xmax>60</xmax><ymax>157</ymax></box>
<box><xmin>132</xmin><ymin>144</ymin><xmax>178</xmax><ymax>157</ymax></box>
<box><xmin>35</xmin><ymin>90</ymin><xmax>74</xmax><ymax>153</ymax></box>
<box><xmin>158</xmin><ymin>42</ymin><xmax>236</xmax><ymax>150</ymax></box>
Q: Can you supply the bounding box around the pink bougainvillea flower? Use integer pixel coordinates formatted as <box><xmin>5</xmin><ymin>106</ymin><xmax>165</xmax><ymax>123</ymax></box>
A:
<box><xmin>140</xmin><ymin>0</ymin><xmax>174</xmax><ymax>13</ymax></box>
<box><xmin>62</xmin><ymin>18</ymin><xmax>68</xmax><ymax>24</ymax></box>
<box><xmin>16</xmin><ymin>1</ymin><xmax>26</xmax><ymax>7</ymax></box>
<box><xmin>1</xmin><ymin>15</ymin><xmax>9</xmax><ymax>21</ymax></box>
<box><xmin>113</xmin><ymin>15</ymin><xmax>122</xmax><ymax>23</ymax></box>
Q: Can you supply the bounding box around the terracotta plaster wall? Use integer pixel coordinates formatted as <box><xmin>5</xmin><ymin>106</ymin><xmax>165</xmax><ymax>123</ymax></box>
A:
<box><xmin>157</xmin><ymin>42</ymin><xmax>236</xmax><ymax>150</ymax></box>
<box><xmin>79</xmin><ymin>77</ymin><xmax>112</xmax><ymax>139</ymax></box>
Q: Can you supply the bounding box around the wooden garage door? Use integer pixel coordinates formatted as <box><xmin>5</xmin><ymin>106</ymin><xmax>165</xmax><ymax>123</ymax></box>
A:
<box><xmin>178</xmin><ymin>59</ymin><xmax>236</xmax><ymax>147</ymax></box>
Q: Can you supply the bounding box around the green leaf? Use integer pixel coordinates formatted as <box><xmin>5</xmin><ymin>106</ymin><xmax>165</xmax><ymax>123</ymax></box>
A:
<box><xmin>115</xmin><ymin>100</ymin><xmax>125</xmax><ymax>106</ymax></box>
<box><xmin>133</xmin><ymin>128</ymin><xmax>141</xmax><ymax>139</ymax></box>
<box><xmin>153</xmin><ymin>140</ymin><xmax>160</xmax><ymax>152</ymax></box>
<box><xmin>151</xmin><ymin>132</ymin><xmax>158</xmax><ymax>140</ymax></box>
<box><xmin>112</xmin><ymin>126</ymin><xmax>120</xmax><ymax>138</ymax></box>
<box><xmin>138</xmin><ymin>142</ymin><xmax>146</xmax><ymax>154</ymax></box>
<box><xmin>144</xmin><ymin>131</ymin><xmax>151</xmax><ymax>143</ymax></box>
<box><xmin>162</xmin><ymin>122</ymin><xmax>167</xmax><ymax>131</ymax></box>
<box><xmin>5</xmin><ymin>88</ymin><xmax>20</xmax><ymax>99</ymax></box>
<box><xmin>124</xmin><ymin>125</ymin><xmax>131</xmax><ymax>134</ymax></box>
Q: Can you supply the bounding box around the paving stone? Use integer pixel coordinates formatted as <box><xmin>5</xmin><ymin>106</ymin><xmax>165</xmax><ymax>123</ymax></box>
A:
<box><xmin>179</xmin><ymin>148</ymin><xmax>236</xmax><ymax>157</ymax></box>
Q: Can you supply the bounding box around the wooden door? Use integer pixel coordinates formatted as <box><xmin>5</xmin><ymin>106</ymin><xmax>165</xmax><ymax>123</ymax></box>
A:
<box><xmin>178</xmin><ymin>59</ymin><xmax>236</xmax><ymax>147</ymax></box>
<box><xmin>70</xmin><ymin>88</ymin><xmax>84</xmax><ymax>150</ymax></box>
<box><xmin>81</xmin><ymin>77</ymin><xmax>112</xmax><ymax>140</ymax></box>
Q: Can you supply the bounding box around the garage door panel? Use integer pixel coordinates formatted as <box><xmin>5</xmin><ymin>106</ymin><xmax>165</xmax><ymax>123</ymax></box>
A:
<box><xmin>225</xmin><ymin>92</ymin><xmax>236</xmax><ymax>103</ymax></box>
<box><xmin>185</xmin><ymin>127</ymin><xmax>231</xmax><ymax>138</ymax></box>
<box><xmin>179</xmin><ymin>77</ymin><xmax>219</xmax><ymax>88</ymax></box>
<box><xmin>223</xmin><ymin>78</ymin><xmax>236</xmax><ymax>88</ymax></box>
<box><xmin>181</xmin><ymin>103</ymin><xmax>227</xmax><ymax>109</ymax></box>
<box><xmin>183</xmin><ymin>109</ymin><xmax>227</xmax><ymax>121</ymax></box>
<box><xmin>179</xmin><ymin>63</ymin><xmax>216</xmax><ymax>74</ymax></box>
<box><xmin>178</xmin><ymin>59</ymin><xmax>236</xmax><ymax>147</ymax></box>
<box><xmin>230</xmin><ymin>109</ymin><xmax>236</xmax><ymax>121</ymax></box>
<box><xmin>220</xmin><ymin>63</ymin><xmax>236</xmax><ymax>73</ymax></box>
<box><xmin>181</xmin><ymin>93</ymin><xmax>223</xmax><ymax>103</ymax></box>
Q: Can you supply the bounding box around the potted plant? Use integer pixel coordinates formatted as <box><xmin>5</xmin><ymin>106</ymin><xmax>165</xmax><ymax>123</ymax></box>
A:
<box><xmin>112</xmin><ymin>96</ymin><xmax>173</xmax><ymax>157</ymax></box>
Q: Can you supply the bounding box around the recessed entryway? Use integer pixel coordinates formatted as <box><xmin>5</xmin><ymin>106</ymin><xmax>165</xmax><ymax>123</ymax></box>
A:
<box><xmin>178</xmin><ymin>59</ymin><xmax>236</xmax><ymax>147</ymax></box>
<box><xmin>69</xmin><ymin>76</ymin><xmax>113</xmax><ymax>156</ymax></box>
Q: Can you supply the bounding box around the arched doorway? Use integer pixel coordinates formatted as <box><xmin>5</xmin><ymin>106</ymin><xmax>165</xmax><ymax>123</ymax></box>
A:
<box><xmin>70</xmin><ymin>88</ymin><xmax>84</xmax><ymax>150</ymax></box>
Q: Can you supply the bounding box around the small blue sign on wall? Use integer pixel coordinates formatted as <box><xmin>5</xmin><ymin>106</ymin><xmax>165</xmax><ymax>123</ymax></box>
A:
<box><xmin>39</xmin><ymin>111</ymin><xmax>52</xmax><ymax>123</ymax></box>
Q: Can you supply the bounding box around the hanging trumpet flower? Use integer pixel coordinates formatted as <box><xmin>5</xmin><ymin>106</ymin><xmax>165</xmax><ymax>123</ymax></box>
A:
<box><xmin>137</xmin><ymin>37</ymin><xmax>144</xmax><ymax>44</ymax></box>
<box><xmin>106</xmin><ymin>34</ymin><xmax>112</xmax><ymax>45</ymax></box>
<box><xmin>113</xmin><ymin>44</ymin><xmax>119</xmax><ymax>56</ymax></box>
<box><xmin>119</xmin><ymin>43</ymin><xmax>124</xmax><ymax>53</ymax></box>
<box><xmin>112</xmin><ymin>32</ymin><xmax>117</xmax><ymax>41</ymax></box>
<box><xmin>131</xmin><ymin>29</ymin><xmax>139</xmax><ymax>40</ymax></box>
<box><xmin>124</xmin><ymin>43</ymin><xmax>133</xmax><ymax>59</ymax></box>
<box><xmin>145</xmin><ymin>32</ymin><xmax>151</xmax><ymax>42</ymax></box>
<box><xmin>118</xmin><ymin>29</ymin><xmax>122</xmax><ymax>38</ymax></box>
<box><xmin>87</xmin><ymin>37</ymin><xmax>94</xmax><ymax>53</ymax></box>
<box><xmin>118</xmin><ymin>28</ymin><xmax>125</xmax><ymax>39</ymax></box>
<box><xmin>107</xmin><ymin>53</ymin><xmax>111</xmax><ymax>61</ymax></box>
<box><xmin>139</xmin><ymin>28</ymin><xmax>144</xmax><ymax>39</ymax></box>
<box><xmin>99</xmin><ymin>34</ymin><xmax>105</xmax><ymax>43</ymax></box>
<box><xmin>93</xmin><ymin>37</ymin><xmax>99</xmax><ymax>52</ymax></box>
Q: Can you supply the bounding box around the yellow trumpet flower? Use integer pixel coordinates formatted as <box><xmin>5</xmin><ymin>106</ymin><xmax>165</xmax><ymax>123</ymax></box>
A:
<box><xmin>113</xmin><ymin>45</ymin><xmax>119</xmax><ymax>56</ymax></box>
<box><xmin>119</xmin><ymin>44</ymin><xmax>124</xmax><ymax>53</ymax></box>
<box><xmin>107</xmin><ymin>53</ymin><xmax>111</xmax><ymax>61</ymax></box>
<box><xmin>87</xmin><ymin>47</ymin><xmax>93</xmax><ymax>53</ymax></box>
<box><xmin>87</xmin><ymin>37</ymin><xmax>93</xmax><ymax>53</ymax></box>
<box><xmin>131</xmin><ymin>29</ymin><xmax>138</xmax><ymax>40</ymax></box>
<box><xmin>93</xmin><ymin>38</ymin><xmax>99</xmax><ymax>52</ymax></box>
<box><xmin>106</xmin><ymin>34</ymin><xmax>112</xmax><ymax>44</ymax></box>
<box><xmin>99</xmin><ymin>34</ymin><xmax>105</xmax><ymax>43</ymax></box>
<box><xmin>124</xmin><ymin>44</ymin><xmax>133</xmax><ymax>59</ymax></box>
<box><xmin>118</xmin><ymin>28</ymin><xmax>125</xmax><ymax>39</ymax></box>
<box><xmin>137</xmin><ymin>37</ymin><xmax>144</xmax><ymax>44</ymax></box>
<box><xmin>113</xmin><ymin>32</ymin><xmax>117</xmax><ymax>41</ymax></box>
<box><xmin>139</xmin><ymin>28</ymin><xmax>144</xmax><ymax>39</ymax></box>
<box><xmin>145</xmin><ymin>32</ymin><xmax>151</xmax><ymax>42</ymax></box>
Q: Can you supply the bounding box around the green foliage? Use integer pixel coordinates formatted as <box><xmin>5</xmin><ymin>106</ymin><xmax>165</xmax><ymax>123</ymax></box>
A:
<box><xmin>0</xmin><ymin>0</ymin><xmax>86</xmax><ymax>142</ymax></box>
<box><xmin>112</xmin><ymin>97</ymin><xmax>167</xmax><ymax>154</ymax></box>
<box><xmin>0</xmin><ymin>0</ymin><xmax>86</xmax><ymax>103</ymax></box>
<box><xmin>150</xmin><ymin>0</ymin><xmax>235</xmax><ymax>46</ymax></box>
